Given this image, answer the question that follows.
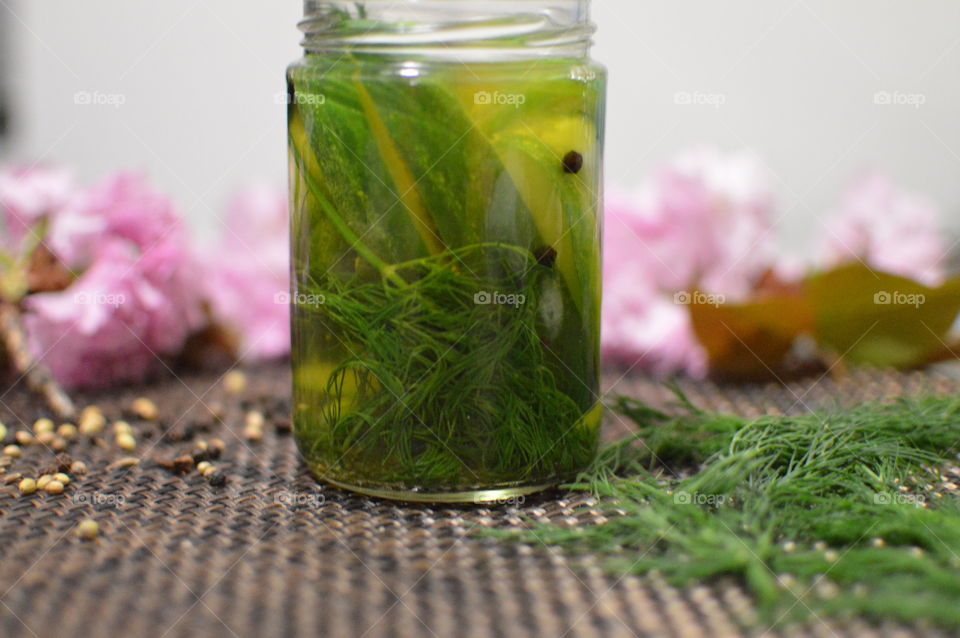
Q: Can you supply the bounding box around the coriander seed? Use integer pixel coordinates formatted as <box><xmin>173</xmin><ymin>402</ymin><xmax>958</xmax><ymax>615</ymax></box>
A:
<box><xmin>245</xmin><ymin>411</ymin><xmax>265</xmax><ymax>429</ymax></box>
<box><xmin>44</xmin><ymin>480</ymin><xmax>65</xmax><ymax>495</ymax></box>
<box><xmin>108</xmin><ymin>457</ymin><xmax>139</xmax><ymax>470</ymax></box>
<box><xmin>223</xmin><ymin>370</ymin><xmax>247</xmax><ymax>395</ymax></box>
<box><xmin>116</xmin><ymin>432</ymin><xmax>136</xmax><ymax>451</ymax></box>
<box><xmin>36</xmin><ymin>475</ymin><xmax>53</xmax><ymax>489</ymax></box>
<box><xmin>18</xmin><ymin>477</ymin><xmax>37</xmax><ymax>495</ymax></box>
<box><xmin>4</xmin><ymin>444</ymin><xmax>21</xmax><ymax>458</ymax></box>
<box><xmin>53</xmin><ymin>472</ymin><xmax>70</xmax><ymax>485</ymax></box>
<box><xmin>76</xmin><ymin>519</ymin><xmax>99</xmax><ymax>540</ymax></box>
<box><xmin>131</xmin><ymin>397</ymin><xmax>159</xmax><ymax>420</ymax></box>
<box><xmin>78</xmin><ymin>408</ymin><xmax>106</xmax><ymax>435</ymax></box>
<box><xmin>33</xmin><ymin>418</ymin><xmax>54</xmax><ymax>434</ymax></box>
<box><xmin>58</xmin><ymin>423</ymin><xmax>78</xmax><ymax>439</ymax></box>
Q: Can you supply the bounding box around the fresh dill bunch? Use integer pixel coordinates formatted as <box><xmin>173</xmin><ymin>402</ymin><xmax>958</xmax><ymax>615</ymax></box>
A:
<box><xmin>515</xmin><ymin>393</ymin><xmax>960</xmax><ymax>629</ymax></box>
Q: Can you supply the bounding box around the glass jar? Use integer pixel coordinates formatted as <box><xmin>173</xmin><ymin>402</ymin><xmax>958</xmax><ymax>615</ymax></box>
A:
<box><xmin>287</xmin><ymin>0</ymin><xmax>606</xmax><ymax>502</ymax></box>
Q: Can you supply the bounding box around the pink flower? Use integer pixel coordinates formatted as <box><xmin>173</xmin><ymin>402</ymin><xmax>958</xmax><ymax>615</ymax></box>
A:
<box><xmin>819</xmin><ymin>175</ymin><xmax>946</xmax><ymax>286</ymax></box>
<box><xmin>24</xmin><ymin>238</ymin><xmax>202</xmax><ymax>390</ymax></box>
<box><xmin>201</xmin><ymin>185</ymin><xmax>289</xmax><ymax>360</ymax></box>
<box><xmin>17</xmin><ymin>172</ymin><xmax>204</xmax><ymax>389</ymax></box>
<box><xmin>0</xmin><ymin>166</ymin><xmax>75</xmax><ymax>249</ymax></box>
<box><xmin>602</xmin><ymin>267</ymin><xmax>708</xmax><ymax>376</ymax></box>
<box><xmin>601</xmin><ymin>148</ymin><xmax>776</xmax><ymax>375</ymax></box>
<box><xmin>48</xmin><ymin>172</ymin><xmax>186</xmax><ymax>269</ymax></box>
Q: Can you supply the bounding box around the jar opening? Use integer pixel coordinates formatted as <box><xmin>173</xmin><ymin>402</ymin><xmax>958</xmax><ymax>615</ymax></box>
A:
<box><xmin>300</xmin><ymin>0</ymin><xmax>595</xmax><ymax>59</ymax></box>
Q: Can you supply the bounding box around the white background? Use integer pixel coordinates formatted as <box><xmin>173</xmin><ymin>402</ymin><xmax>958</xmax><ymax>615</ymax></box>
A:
<box><xmin>1</xmin><ymin>0</ymin><xmax>959</xmax><ymax>248</ymax></box>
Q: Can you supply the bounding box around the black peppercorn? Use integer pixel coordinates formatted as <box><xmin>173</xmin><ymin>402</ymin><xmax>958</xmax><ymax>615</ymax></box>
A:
<box><xmin>208</xmin><ymin>469</ymin><xmax>227</xmax><ymax>487</ymax></box>
<box><xmin>534</xmin><ymin>246</ymin><xmax>558</xmax><ymax>268</ymax></box>
<box><xmin>562</xmin><ymin>151</ymin><xmax>583</xmax><ymax>174</ymax></box>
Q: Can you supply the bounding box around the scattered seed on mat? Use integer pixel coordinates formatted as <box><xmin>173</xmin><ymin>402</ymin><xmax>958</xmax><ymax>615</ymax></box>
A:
<box><xmin>36</xmin><ymin>431</ymin><xmax>55</xmax><ymax>446</ymax></box>
<box><xmin>131</xmin><ymin>397</ymin><xmax>159</xmax><ymax>420</ymax></box>
<box><xmin>57</xmin><ymin>423</ymin><xmax>77</xmax><ymax>439</ymax></box>
<box><xmin>223</xmin><ymin>370</ymin><xmax>247</xmax><ymax>395</ymax></box>
<box><xmin>207</xmin><ymin>469</ymin><xmax>227</xmax><ymax>487</ymax></box>
<box><xmin>108</xmin><ymin>457</ymin><xmax>140</xmax><ymax>470</ymax></box>
<box><xmin>116</xmin><ymin>432</ymin><xmax>136</xmax><ymax>451</ymax></box>
<box><xmin>78</xmin><ymin>407</ymin><xmax>105</xmax><ymax>435</ymax></box>
<box><xmin>44</xmin><ymin>480</ymin><xmax>64</xmax><ymax>495</ymax></box>
<box><xmin>33</xmin><ymin>418</ymin><xmax>54</xmax><ymax>434</ymax></box>
<box><xmin>18</xmin><ymin>478</ymin><xmax>36</xmax><ymax>495</ymax></box>
<box><xmin>76</xmin><ymin>519</ymin><xmax>99</xmax><ymax>540</ymax></box>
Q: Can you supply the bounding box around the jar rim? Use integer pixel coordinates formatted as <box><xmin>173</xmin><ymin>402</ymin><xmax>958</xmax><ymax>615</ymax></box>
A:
<box><xmin>300</xmin><ymin>0</ymin><xmax>595</xmax><ymax>59</ymax></box>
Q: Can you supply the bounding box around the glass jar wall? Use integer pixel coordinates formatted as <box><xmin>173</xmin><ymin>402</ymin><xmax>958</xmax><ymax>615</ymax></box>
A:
<box><xmin>288</xmin><ymin>0</ymin><xmax>607</xmax><ymax>502</ymax></box>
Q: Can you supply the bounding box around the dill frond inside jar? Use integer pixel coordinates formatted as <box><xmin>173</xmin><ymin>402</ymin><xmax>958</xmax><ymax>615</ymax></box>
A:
<box><xmin>287</xmin><ymin>0</ymin><xmax>607</xmax><ymax>502</ymax></box>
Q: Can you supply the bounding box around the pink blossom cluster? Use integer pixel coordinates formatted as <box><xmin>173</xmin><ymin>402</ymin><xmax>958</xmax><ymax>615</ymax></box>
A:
<box><xmin>0</xmin><ymin>167</ymin><xmax>288</xmax><ymax>389</ymax></box>
<box><xmin>602</xmin><ymin>149</ymin><xmax>948</xmax><ymax>377</ymax></box>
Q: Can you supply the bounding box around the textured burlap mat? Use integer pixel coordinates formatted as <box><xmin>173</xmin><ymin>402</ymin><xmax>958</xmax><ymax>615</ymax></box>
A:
<box><xmin>1</xmin><ymin>363</ymin><xmax>957</xmax><ymax>638</ymax></box>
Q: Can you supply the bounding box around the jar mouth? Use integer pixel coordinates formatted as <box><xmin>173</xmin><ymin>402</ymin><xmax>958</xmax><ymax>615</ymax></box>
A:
<box><xmin>300</xmin><ymin>0</ymin><xmax>595</xmax><ymax>59</ymax></box>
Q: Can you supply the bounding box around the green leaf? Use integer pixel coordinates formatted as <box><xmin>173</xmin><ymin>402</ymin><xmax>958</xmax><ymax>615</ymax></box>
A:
<box><xmin>688</xmin><ymin>290</ymin><xmax>812</xmax><ymax>380</ymax></box>
<box><xmin>807</xmin><ymin>263</ymin><xmax>960</xmax><ymax>368</ymax></box>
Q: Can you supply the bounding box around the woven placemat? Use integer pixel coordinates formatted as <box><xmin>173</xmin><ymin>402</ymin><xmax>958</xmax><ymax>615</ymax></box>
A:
<box><xmin>0</xmin><ymin>363</ymin><xmax>957</xmax><ymax>638</ymax></box>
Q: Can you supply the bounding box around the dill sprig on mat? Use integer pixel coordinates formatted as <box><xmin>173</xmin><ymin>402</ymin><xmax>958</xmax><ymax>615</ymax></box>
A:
<box><xmin>515</xmin><ymin>394</ymin><xmax>960</xmax><ymax>628</ymax></box>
